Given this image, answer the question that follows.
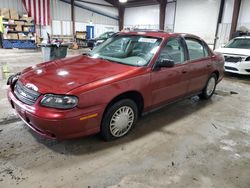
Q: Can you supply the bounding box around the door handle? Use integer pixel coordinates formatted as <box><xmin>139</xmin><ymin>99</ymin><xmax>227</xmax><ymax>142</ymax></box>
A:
<box><xmin>207</xmin><ymin>64</ymin><xmax>212</xmax><ymax>67</ymax></box>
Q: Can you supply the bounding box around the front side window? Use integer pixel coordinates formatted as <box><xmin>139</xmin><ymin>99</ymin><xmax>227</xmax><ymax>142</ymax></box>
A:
<box><xmin>157</xmin><ymin>38</ymin><xmax>185</xmax><ymax>64</ymax></box>
<box><xmin>185</xmin><ymin>39</ymin><xmax>208</xmax><ymax>60</ymax></box>
<box><xmin>89</xmin><ymin>35</ymin><xmax>162</xmax><ymax>66</ymax></box>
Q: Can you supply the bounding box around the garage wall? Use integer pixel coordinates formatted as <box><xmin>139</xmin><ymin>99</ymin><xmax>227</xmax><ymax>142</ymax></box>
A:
<box><xmin>215</xmin><ymin>0</ymin><xmax>250</xmax><ymax>49</ymax></box>
<box><xmin>238</xmin><ymin>0</ymin><xmax>250</xmax><ymax>30</ymax></box>
<box><xmin>51</xmin><ymin>0</ymin><xmax>118</xmax><ymax>37</ymax></box>
<box><xmin>73</xmin><ymin>0</ymin><xmax>118</xmax><ymax>18</ymax></box>
<box><xmin>51</xmin><ymin>0</ymin><xmax>118</xmax><ymax>24</ymax></box>
<box><xmin>124</xmin><ymin>5</ymin><xmax>159</xmax><ymax>29</ymax></box>
<box><xmin>174</xmin><ymin>0</ymin><xmax>221</xmax><ymax>45</ymax></box>
<box><xmin>215</xmin><ymin>0</ymin><xmax>234</xmax><ymax>48</ymax></box>
<box><xmin>165</xmin><ymin>2</ymin><xmax>176</xmax><ymax>32</ymax></box>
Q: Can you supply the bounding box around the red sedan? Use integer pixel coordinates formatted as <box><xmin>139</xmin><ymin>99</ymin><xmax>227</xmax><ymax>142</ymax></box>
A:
<box><xmin>7</xmin><ymin>31</ymin><xmax>224</xmax><ymax>141</ymax></box>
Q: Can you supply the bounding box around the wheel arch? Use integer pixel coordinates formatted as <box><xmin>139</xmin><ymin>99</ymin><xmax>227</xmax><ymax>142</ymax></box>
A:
<box><xmin>103</xmin><ymin>90</ymin><xmax>144</xmax><ymax>117</ymax></box>
<box><xmin>212</xmin><ymin>70</ymin><xmax>219</xmax><ymax>80</ymax></box>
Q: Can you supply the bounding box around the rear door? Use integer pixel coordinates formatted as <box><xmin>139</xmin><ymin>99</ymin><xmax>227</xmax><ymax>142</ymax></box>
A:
<box><xmin>184</xmin><ymin>38</ymin><xmax>212</xmax><ymax>94</ymax></box>
<box><xmin>150</xmin><ymin>37</ymin><xmax>190</xmax><ymax>107</ymax></box>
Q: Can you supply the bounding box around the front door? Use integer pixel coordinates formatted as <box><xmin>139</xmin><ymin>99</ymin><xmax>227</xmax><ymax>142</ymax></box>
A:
<box><xmin>151</xmin><ymin>37</ymin><xmax>190</xmax><ymax>107</ymax></box>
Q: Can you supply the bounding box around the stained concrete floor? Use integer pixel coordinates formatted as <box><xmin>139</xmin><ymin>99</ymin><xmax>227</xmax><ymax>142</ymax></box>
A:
<box><xmin>0</xmin><ymin>49</ymin><xmax>250</xmax><ymax>188</ymax></box>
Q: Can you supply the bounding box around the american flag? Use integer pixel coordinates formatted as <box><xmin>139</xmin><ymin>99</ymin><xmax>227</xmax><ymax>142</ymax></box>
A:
<box><xmin>22</xmin><ymin>0</ymin><xmax>51</xmax><ymax>26</ymax></box>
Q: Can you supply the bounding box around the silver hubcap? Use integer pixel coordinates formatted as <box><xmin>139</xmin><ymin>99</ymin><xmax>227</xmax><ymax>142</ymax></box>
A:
<box><xmin>110</xmin><ymin>106</ymin><xmax>134</xmax><ymax>137</ymax></box>
<box><xmin>206</xmin><ymin>77</ymin><xmax>216</xmax><ymax>96</ymax></box>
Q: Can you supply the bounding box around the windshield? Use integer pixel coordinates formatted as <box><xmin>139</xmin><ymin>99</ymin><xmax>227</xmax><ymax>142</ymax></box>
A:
<box><xmin>89</xmin><ymin>35</ymin><xmax>162</xmax><ymax>66</ymax></box>
<box><xmin>225</xmin><ymin>38</ymin><xmax>250</xmax><ymax>49</ymax></box>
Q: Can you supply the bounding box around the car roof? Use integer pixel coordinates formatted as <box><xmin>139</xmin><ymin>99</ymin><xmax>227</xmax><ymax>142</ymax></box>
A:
<box><xmin>234</xmin><ymin>36</ymin><xmax>250</xmax><ymax>39</ymax></box>
<box><xmin>119</xmin><ymin>30</ymin><xmax>202</xmax><ymax>40</ymax></box>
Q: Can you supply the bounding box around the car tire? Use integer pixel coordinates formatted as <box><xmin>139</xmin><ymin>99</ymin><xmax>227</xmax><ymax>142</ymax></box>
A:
<box><xmin>199</xmin><ymin>73</ymin><xmax>217</xmax><ymax>99</ymax></box>
<box><xmin>101</xmin><ymin>99</ymin><xmax>138</xmax><ymax>141</ymax></box>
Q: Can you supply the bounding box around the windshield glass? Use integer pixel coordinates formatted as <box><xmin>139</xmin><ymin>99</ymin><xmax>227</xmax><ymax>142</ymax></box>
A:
<box><xmin>89</xmin><ymin>35</ymin><xmax>162</xmax><ymax>66</ymax></box>
<box><xmin>225</xmin><ymin>38</ymin><xmax>250</xmax><ymax>49</ymax></box>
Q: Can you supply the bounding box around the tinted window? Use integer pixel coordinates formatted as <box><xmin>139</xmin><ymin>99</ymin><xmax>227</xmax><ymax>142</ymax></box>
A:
<box><xmin>158</xmin><ymin>38</ymin><xmax>185</xmax><ymax>64</ymax></box>
<box><xmin>185</xmin><ymin>39</ymin><xmax>208</xmax><ymax>60</ymax></box>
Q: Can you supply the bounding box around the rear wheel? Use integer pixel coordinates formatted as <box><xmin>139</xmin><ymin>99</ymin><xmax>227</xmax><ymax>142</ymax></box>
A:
<box><xmin>199</xmin><ymin>74</ymin><xmax>217</xmax><ymax>99</ymax></box>
<box><xmin>101</xmin><ymin>99</ymin><xmax>138</xmax><ymax>141</ymax></box>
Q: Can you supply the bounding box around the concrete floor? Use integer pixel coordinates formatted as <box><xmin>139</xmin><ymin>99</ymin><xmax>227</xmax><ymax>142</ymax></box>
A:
<box><xmin>0</xmin><ymin>49</ymin><xmax>250</xmax><ymax>188</ymax></box>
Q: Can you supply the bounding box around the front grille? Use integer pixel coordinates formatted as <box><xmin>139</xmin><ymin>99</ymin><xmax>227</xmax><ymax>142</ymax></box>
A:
<box><xmin>14</xmin><ymin>81</ymin><xmax>40</xmax><ymax>105</ymax></box>
<box><xmin>224</xmin><ymin>56</ymin><xmax>242</xmax><ymax>63</ymax></box>
<box><xmin>225</xmin><ymin>66</ymin><xmax>238</xmax><ymax>71</ymax></box>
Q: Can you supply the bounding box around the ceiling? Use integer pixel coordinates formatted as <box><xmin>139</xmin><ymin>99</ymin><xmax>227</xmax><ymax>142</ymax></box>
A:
<box><xmin>104</xmin><ymin>0</ymin><xmax>168</xmax><ymax>8</ymax></box>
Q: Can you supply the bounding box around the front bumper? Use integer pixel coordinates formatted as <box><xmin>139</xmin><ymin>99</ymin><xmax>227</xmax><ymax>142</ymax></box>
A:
<box><xmin>224</xmin><ymin>61</ymin><xmax>250</xmax><ymax>75</ymax></box>
<box><xmin>8</xmin><ymin>89</ymin><xmax>104</xmax><ymax>140</ymax></box>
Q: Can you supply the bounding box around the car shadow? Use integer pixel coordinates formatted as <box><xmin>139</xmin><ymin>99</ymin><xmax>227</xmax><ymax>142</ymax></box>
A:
<box><xmin>224</xmin><ymin>72</ymin><xmax>250</xmax><ymax>85</ymax></box>
<box><xmin>27</xmin><ymin>94</ymin><xmax>225</xmax><ymax>156</ymax></box>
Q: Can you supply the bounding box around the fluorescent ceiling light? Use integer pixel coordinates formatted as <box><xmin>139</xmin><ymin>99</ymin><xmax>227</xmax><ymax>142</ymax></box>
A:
<box><xmin>119</xmin><ymin>0</ymin><xmax>127</xmax><ymax>3</ymax></box>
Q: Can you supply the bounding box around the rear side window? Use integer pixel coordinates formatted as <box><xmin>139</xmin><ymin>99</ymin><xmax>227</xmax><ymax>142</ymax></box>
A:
<box><xmin>185</xmin><ymin>39</ymin><xmax>209</xmax><ymax>60</ymax></box>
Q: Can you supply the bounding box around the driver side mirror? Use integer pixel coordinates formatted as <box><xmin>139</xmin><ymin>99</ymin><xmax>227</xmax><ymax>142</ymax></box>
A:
<box><xmin>157</xmin><ymin>59</ymin><xmax>175</xmax><ymax>68</ymax></box>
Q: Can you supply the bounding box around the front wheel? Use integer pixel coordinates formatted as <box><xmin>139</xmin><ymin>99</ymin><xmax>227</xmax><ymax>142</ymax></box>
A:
<box><xmin>199</xmin><ymin>74</ymin><xmax>217</xmax><ymax>99</ymax></box>
<box><xmin>101</xmin><ymin>99</ymin><xmax>138</xmax><ymax>141</ymax></box>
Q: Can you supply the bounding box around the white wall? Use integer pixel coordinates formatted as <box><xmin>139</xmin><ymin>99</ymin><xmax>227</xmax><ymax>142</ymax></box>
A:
<box><xmin>222</xmin><ymin>0</ymin><xmax>234</xmax><ymax>23</ymax></box>
<box><xmin>174</xmin><ymin>0</ymin><xmax>221</xmax><ymax>44</ymax></box>
<box><xmin>124</xmin><ymin>5</ymin><xmax>159</xmax><ymax>29</ymax></box>
<box><xmin>216</xmin><ymin>0</ymin><xmax>234</xmax><ymax>48</ymax></box>
<box><xmin>51</xmin><ymin>0</ymin><xmax>118</xmax><ymax>25</ymax></box>
<box><xmin>165</xmin><ymin>2</ymin><xmax>176</xmax><ymax>32</ymax></box>
<box><xmin>51</xmin><ymin>0</ymin><xmax>118</xmax><ymax>37</ymax></box>
<box><xmin>238</xmin><ymin>0</ymin><xmax>250</xmax><ymax>30</ymax></box>
<box><xmin>76</xmin><ymin>0</ymin><xmax>118</xmax><ymax>18</ymax></box>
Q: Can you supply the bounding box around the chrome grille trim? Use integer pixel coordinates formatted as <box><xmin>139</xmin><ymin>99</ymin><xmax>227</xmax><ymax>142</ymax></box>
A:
<box><xmin>14</xmin><ymin>81</ymin><xmax>40</xmax><ymax>105</ymax></box>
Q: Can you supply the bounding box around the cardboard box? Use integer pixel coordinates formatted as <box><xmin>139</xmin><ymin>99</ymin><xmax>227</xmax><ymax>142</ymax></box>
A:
<box><xmin>15</xmin><ymin>21</ymin><xmax>25</xmax><ymax>25</ymax></box>
<box><xmin>23</xmin><ymin>27</ymin><xmax>30</xmax><ymax>32</ymax></box>
<box><xmin>24</xmin><ymin>22</ymin><xmax>34</xmax><ymax>26</ymax></box>
<box><xmin>10</xmin><ymin>9</ymin><xmax>19</xmax><ymax>20</ymax></box>
<box><xmin>6</xmin><ymin>33</ymin><xmax>18</xmax><ymax>40</ymax></box>
<box><xmin>18</xmin><ymin>33</ymin><xmax>28</xmax><ymax>40</ymax></box>
<box><xmin>8</xmin><ymin>19</ymin><xmax>15</xmax><ymax>24</ymax></box>
<box><xmin>15</xmin><ymin>25</ymin><xmax>22</xmax><ymax>32</ymax></box>
<box><xmin>21</xmin><ymin>17</ymin><xmax>33</xmax><ymax>23</ymax></box>
<box><xmin>22</xmin><ymin>14</ymin><xmax>28</xmax><ymax>18</ymax></box>
<box><xmin>3</xmin><ymin>34</ymin><xmax>8</xmax><ymax>39</ymax></box>
<box><xmin>76</xmin><ymin>31</ymin><xmax>87</xmax><ymax>39</ymax></box>
<box><xmin>1</xmin><ymin>8</ymin><xmax>10</xmax><ymax>19</ymax></box>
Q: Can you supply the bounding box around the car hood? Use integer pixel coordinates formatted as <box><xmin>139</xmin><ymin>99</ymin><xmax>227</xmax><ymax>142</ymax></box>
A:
<box><xmin>215</xmin><ymin>48</ymin><xmax>250</xmax><ymax>56</ymax></box>
<box><xmin>19</xmin><ymin>55</ymin><xmax>139</xmax><ymax>94</ymax></box>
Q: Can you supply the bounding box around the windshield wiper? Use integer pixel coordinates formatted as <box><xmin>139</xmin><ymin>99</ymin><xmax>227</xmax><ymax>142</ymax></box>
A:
<box><xmin>97</xmin><ymin>56</ymin><xmax>115</xmax><ymax>62</ymax></box>
<box><xmin>82</xmin><ymin>52</ymin><xmax>91</xmax><ymax>57</ymax></box>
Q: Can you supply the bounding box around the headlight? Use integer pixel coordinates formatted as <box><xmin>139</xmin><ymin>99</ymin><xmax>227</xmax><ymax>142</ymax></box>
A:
<box><xmin>246</xmin><ymin>56</ymin><xmax>250</xmax><ymax>61</ymax></box>
<box><xmin>40</xmin><ymin>94</ymin><xmax>78</xmax><ymax>109</ymax></box>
